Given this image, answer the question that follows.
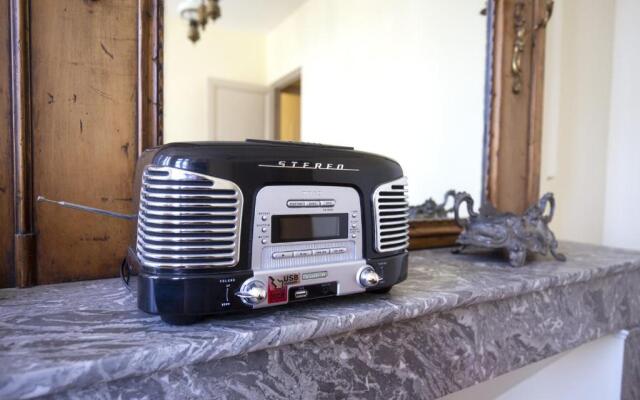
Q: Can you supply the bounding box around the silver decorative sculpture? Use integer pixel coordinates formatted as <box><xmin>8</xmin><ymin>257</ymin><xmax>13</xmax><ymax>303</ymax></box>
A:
<box><xmin>452</xmin><ymin>192</ymin><xmax>566</xmax><ymax>267</ymax></box>
<box><xmin>409</xmin><ymin>190</ymin><xmax>459</xmax><ymax>220</ymax></box>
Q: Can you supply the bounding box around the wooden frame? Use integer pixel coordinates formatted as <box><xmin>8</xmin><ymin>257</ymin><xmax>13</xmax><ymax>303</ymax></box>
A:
<box><xmin>138</xmin><ymin>0</ymin><xmax>164</xmax><ymax>153</ymax></box>
<box><xmin>137</xmin><ymin>0</ymin><xmax>164</xmax><ymax>155</ymax></box>
<box><xmin>485</xmin><ymin>0</ymin><xmax>550</xmax><ymax>213</ymax></box>
<box><xmin>3</xmin><ymin>0</ymin><xmax>163</xmax><ymax>287</ymax></box>
<box><xmin>409</xmin><ymin>220</ymin><xmax>463</xmax><ymax>250</ymax></box>
<box><xmin>409</xmin><ymin>0</ymin><xmax>551</xmax><ymax>249</ymax></box>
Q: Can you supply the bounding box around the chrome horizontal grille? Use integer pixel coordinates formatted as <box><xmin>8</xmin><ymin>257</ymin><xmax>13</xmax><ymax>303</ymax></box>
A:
<box><xmin>373</xmin><ymin>177</ymin><xmax>409</xmax><ymax>253</ymax></box>
<box><xmin>136</xmin><ymin>166</ymin><xmax>243</xmax><ymax>269</ymax></box>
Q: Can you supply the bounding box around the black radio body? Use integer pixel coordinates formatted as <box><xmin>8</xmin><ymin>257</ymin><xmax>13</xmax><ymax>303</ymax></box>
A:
<box><xmin>128</xmin><ymin>140</ymin><xmax>409</xmax><ymax>324</ymax></box>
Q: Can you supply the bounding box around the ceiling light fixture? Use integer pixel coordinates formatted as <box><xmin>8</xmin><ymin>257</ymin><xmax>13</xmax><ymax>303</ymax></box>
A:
<box><xmin>178</xmin><ymin>0</ymin><xmax>222</xmax><ymax>43</ymax></box>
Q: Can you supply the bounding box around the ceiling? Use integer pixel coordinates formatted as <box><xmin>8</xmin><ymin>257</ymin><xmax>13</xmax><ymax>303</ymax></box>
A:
<box><xmin>166</xmin><ymin>0</ymin><xmax>308</xmax><ymax>34</ymax></box>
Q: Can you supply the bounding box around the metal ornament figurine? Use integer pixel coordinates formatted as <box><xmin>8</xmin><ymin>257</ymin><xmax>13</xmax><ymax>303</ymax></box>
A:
<box><xmin>452</xmin><ymin>192</ymin><xmax>566</xmax><ymax>267</ymax></box>
<box><xmin>408</xmin><ymin>189</ymin><xmax>459</xmax><ymax>220</ymax></box>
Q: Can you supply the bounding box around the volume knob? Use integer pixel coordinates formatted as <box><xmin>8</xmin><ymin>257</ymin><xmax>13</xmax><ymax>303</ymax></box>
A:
<box><xmin>235</xmin><ymin>279</ymin><xmax>266</xmax><ymax>305</ymax></box>
<box><xmin>358</xmin><ymin>266</ymin><xmax>381</xmax><ymax>288</ymax></box>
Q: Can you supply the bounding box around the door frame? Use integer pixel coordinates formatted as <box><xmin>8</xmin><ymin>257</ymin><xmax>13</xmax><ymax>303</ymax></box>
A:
<box><xmin>270</xmin><ymin>68</ymin><xmax>301</xmax><ymax>140</ymax></box>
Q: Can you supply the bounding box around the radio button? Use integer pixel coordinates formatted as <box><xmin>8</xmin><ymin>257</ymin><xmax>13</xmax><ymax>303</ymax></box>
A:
<box><xmin>313</xmin><ymin>248</ymin><xmax>331</xmax><ymax>256</ymax></box>
<box><xmin>294</xmin><ymin>250</ymin><xmax>313</xmax><ymax>257</ymax></box>
<box><xmin>329</xmin><ymin>247</ymin><xmax>347</xmax><ymax>254</ymax></box>
<box><xmin>272</xmin><ymin>252</ymin><xmax>293</xmax><ymax>259</ymax></box>
<box><xmin>320</xmin><ymin>200</ymin><xmax>335</xmax><ymax>207</ymax></box>
<box><xmin>236</xmin><ymin>279</ymin><xmax>266</xmax><ymax>305</ymax></box>
<box><xmin>358</xmin><ymin>266</ymin><xmax>381</xmax><ymax>288</ymax></box>
<box><xmin>287</xmin><ymin>200</ymin><xmax>306</xmax><ymax>207</ymax></box>
<box><xmin>305</xmin><ymin>200</ymin><xmax>321</xmax><ymax>207</ymax></box>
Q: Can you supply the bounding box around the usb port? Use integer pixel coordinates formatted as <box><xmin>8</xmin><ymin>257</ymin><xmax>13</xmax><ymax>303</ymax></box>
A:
<box><xmin>294</xmin><ymin>289</ymin><xmax>308</xmax><ymax>299</ymax></box>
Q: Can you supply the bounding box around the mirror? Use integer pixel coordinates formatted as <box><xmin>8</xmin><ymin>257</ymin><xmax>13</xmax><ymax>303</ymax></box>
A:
<box><xmin>163</xmin><ymin>0</ymin><xmax>488</xmax><ymax>219</ymax></box>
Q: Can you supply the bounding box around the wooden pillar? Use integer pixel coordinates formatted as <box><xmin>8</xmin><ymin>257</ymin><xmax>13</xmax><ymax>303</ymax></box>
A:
<box><xmin>0</xmin><ymin>0</ymin><xmax>16</xmax><ymax>288</ymax></box>
<box><xmin>10</xmin><ymin>0</ymin><xmax>36</xmax><ymax>287</ymax></box>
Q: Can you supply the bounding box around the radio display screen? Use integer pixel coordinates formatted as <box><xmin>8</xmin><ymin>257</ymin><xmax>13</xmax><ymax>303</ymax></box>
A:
<box><xmin>271</xmin><ymin>214</ymin><xmax>348</xmax><ymax>243</ymax></box>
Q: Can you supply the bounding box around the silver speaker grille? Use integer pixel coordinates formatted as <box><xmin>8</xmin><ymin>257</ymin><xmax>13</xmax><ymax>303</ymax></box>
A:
<box><xmin>373</xmin><ymin>177</ymin><xmax>409</xmax><ymax>253</ymax></box>
<box><xmin>136</xmin><ymin>166</ymin><xmax>243</xmax><ymax>269</ymax></box>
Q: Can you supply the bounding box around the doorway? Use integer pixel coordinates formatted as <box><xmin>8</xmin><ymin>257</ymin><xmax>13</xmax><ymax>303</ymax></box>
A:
<box><xmin>274</xmin><ymin>70</ymin><xmax>301</xmax><ymax>141</ymax></box>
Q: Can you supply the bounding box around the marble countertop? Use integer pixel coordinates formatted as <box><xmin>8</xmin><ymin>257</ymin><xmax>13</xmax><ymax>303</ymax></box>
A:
<box><xmin>1</xmin><ymin>242</ymin><xmax>640</xmax><ymax>399</ymax></box>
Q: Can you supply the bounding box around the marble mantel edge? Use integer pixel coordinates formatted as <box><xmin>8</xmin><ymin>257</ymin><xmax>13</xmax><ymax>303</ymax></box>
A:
<box><xmin>2</xmin><ymin>242</ymin><xmax>640</xmax><ymax>399</ymax></box>
<box><xmin>53</xmin><ymin>265</ymin><xmax>640</xmax><ymax>399</ymax></box>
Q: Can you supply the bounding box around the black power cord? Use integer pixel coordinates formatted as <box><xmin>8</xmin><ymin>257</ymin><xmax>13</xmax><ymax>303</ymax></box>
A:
<box><xmin>120</xmin><ymin>257</ymin><xmax>133</xmax><ymax>294</ymax></box>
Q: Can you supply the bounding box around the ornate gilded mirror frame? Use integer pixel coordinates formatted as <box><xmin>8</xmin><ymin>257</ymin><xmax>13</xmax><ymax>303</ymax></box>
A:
<box><xmin>409</xmin><ymin>0</ymin><xmax>552</xmax><ymax>249</ymax></box>
<box><xmin>139</xmin><ymin>0</ymin><xmax>553</xmax><ymax>250</ymax></box>
<box><xmin>138</xmin><ymin>0</ymin><xmax>553</xmax><ymax>250</ymax></box>
<box><xmin>1</xmin><ymin>0</ymin><xmax>552</xmax><ymax>288</ymax></box>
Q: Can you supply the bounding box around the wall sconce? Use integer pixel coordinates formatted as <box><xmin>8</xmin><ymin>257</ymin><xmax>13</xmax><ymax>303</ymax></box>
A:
<box><xmin>178</xmin><ymin>0</ymin><xmax>222</xmax><ymax>43</ymax></box>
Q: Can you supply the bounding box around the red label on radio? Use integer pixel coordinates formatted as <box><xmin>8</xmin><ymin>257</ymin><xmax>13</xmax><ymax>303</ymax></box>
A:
<box><xmin>268</xmin><ymin>274</ymin><xmax>299</xmax><ymax>304</ymax></box>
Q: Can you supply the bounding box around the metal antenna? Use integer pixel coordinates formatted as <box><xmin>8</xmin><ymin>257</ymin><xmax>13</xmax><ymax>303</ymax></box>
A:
<box><xmin>37</xmin><ymin>196</ymin><xmax>137</xmax><ymax>220</ymax></box>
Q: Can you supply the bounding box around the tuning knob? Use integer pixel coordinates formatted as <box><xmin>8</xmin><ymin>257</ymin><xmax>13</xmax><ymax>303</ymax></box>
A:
<box><xmin>358</xmin><ymin>266</ymin><xmax>381</xmax><ymax>288</ymax></box>
<box><xmin>235</xmin><ymin>279</ymin><xmax>266</xmax><ymax>305</ymax></box>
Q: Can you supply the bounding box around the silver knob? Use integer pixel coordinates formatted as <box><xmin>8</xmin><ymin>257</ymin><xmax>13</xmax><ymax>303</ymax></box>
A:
<box><xmin>358</xmin><ymin>266</ymin><xmax>381</xmax><ymax>288</ymax></box>
<box><xmin>235</xmin><ymin>279</ymin><xmax>266</xmax><ymax>305</ymax></box>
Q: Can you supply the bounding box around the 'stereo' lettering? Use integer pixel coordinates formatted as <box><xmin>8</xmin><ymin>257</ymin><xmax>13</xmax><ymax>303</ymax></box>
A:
<box><xmin>258</xmin><ymin>161</ymin><xmax>358</xmax><ymax>171</ymax></box>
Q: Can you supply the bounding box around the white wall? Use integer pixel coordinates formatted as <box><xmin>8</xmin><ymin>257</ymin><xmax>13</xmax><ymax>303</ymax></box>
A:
<box><xmin>541</xmin><ymin>0</ymin><xmax>640</xmax><ymax>251</ymax></box>
<box><xmin>442</xmin><ymin>332</ymin><xmax>628</xmax><ymax>400</ymax></box>
<box><xmin>163</xmin><ymin>15</ymin><xmax>267</xmax><ymax>143</ymax></box>
<box><xmin>540</xmin><ymin>0</ymin><xmax>615</xmax><ymax>245</ymax></box>
<box><xmin>266</xmin><ymin>0</ymin><xmax>487</xmax><ymax>205</ymax></box>
<box><xmin>165</xmin><ymin>0</ymin><xmax>489</xmax><ymax>205</ymax></box>
<box><xmin>602</xmin><ymin>0</ymin><xmax>640</xmax><ymax>250</ymax></box>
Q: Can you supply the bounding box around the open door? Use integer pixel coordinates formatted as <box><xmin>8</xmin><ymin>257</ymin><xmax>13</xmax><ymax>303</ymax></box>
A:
<box><xmin>273</xmin><ymin>70</ymin><xmax>301</xmax><ymax>142</ymax></box>
<box><xmin>277</xmin><ymin>79</ymin><xmax>301</xmax><ymax>141</ymax></box>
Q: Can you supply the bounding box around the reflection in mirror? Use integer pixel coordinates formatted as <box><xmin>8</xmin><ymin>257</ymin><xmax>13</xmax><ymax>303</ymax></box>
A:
<box><xmin>164</xmin><ymin>0</ymin><xmax>488</xmax><ymax>215</ymax></box>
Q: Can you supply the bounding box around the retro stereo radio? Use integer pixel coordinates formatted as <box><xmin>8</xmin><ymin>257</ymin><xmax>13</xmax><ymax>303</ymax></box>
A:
<box><xmin>42</xmin><ymin>140</ymin><xmax>409</xmax><ymax>324</ymax></box>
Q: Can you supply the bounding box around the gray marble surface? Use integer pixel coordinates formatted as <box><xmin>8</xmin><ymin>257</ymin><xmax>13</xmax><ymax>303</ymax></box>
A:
<box><xmin>1</xmin><ymin>242</ymin><xmax>640</xmax><ymax>399</ymax></box>
<box><xmin>53</xmin><ymin>269</ymin><xmax>640</xmax><ymax>399</ymax></box>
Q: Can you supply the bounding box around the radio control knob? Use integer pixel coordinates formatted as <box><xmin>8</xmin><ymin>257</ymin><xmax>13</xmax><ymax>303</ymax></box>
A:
<box><xmin>235</xmin><ymin>279</ymin><xmax>266</xmax><ymax>305</ymax></box>
<box><xmin>358</xmin><ymin>266</ymin><xmax>381</xmax><ymax>288</ymax></box>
